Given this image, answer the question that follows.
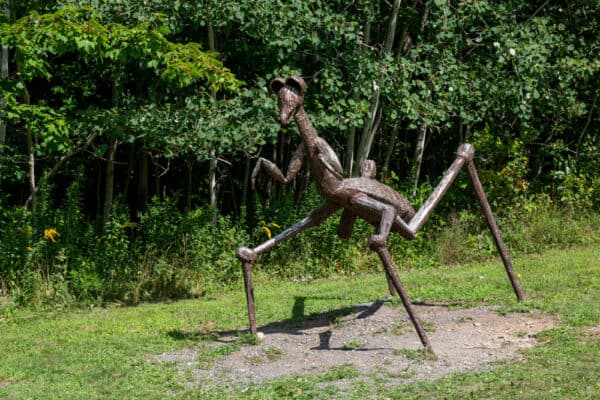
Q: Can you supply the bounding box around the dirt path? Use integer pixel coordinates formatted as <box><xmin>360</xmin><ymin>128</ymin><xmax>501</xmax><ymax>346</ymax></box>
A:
<box><xmin>156</xmin><ymin>302</ymin><xmax>557</xmax><ymax>388</ymax></box>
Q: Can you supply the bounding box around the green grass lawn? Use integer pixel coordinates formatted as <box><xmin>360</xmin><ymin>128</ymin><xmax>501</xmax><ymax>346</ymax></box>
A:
<box><xmin>1</xmin><ymin>245</ymin><xmax>599</xmax><ymax>399</ymax></box>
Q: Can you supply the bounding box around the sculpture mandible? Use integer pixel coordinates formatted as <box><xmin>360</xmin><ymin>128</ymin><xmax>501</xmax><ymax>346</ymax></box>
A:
<box><xmin>237</xmin><ymin>76</ymin><xmax>524</xmax><ymax>354</ymax></box>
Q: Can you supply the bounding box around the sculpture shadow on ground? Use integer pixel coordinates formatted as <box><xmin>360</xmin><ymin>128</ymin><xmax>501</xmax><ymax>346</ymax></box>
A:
<box><xmin>166</xmin><ymin>295</ymin><xmax>388</xmax><ymax>350</ymax></box>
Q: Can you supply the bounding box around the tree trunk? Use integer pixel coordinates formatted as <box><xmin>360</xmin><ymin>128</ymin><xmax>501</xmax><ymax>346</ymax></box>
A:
<box><xmin>123</xmin><ymin>143</ymin><xmax>135</xmax><ymax>199</ymax></box>
<box><xmin>153</xmin><ymin>156</ymin><xmax>160</xmax><ymax>198</ymax></box>
<box><xmin>353</xmin><ymin>82</ymin><xmax>381</xmax><ymax>176</ymax></box>
<box><xmin>207</xmin><ymin>20</ymin><xmax>219</xmax><ymax>222</ymax></box>
<box><xmin>353</xmin><ymin>0</ymin><xmax>402</xmax><ymax>176</ymax></box>
<box><xmin>345</xmin><ymin>4</ymin><xmax>373</xmax><ymax>175</ymax></box>
<box><xmin>345</xmin><ymin>116</ymin><xmax>356</xmax><ymax>176</ymax></box>
<box><xmin>241</xmin><ymin>157</ymin><xmax>250</xmax><ymax>209</ymax></box>
<box><xmin>139</xmin><ymin>149</ymin><xmax>148</xmax><ymax>208</ymax></box>
<box><xmin>383</xmin><ymin>124</ymin><xmax>399</xmax><ymax>174</ymax></box>
<box><xmin>0</xmin><ymin>2</ymin><xmax>8</xmax><ymax>188</ymax></box>
<box><xmin>576</xmin><ymin>93</ymin><xmax>597</xmax><ymax>156</ymax></box>
<box><xmin>102</xmin><ymin>139</ymin><xmax>118</xmax><ymax>228</ymax></box>
<box><xmin>208</xmin><ymin>150</ymin><xmax>217</xmax><ymax>222</ymax></box>
<box><xmin>384</xmin><ymin>0</ymin><xmax>402</xmax><ymax>55</ymax></box>
<box><xmin>185</xmin><ymin>158</ymin><xmax>193</xmax><ymax>211</ymax></box>
<box><xmin>17</xmin><ymin>61</ymin><xmax>37</xmax><ymax>225</ymax></box>
<box><xmin>102</xmin><ymin>75</ymin><xmax>121</xmax><ymax>230</ymax></box>
<box><xmin>412</xmin><ymin>123</ymin><xmax>427</xmax><ymax>197</ymax></box>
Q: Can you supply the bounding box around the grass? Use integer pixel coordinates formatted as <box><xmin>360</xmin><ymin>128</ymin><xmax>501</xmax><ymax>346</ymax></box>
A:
<box><xmin>342</xmin><ymin>340</ymin><xmax>365</xmax><ymax>350</ymax></box>
<box><xmin>0</xmin><ymin>245</ymin><xmax>599</xmax><ymax>399</ymax></box>
<box><xmin>393</xmin><ymin>348</ymin><xmax>438</xmax><ymax>363</ymax></box>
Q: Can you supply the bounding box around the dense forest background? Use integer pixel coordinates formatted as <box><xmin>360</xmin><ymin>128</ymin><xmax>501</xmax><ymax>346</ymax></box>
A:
<box><xmin>1</xmin><ymin>0</ymin><xmax>598</xmax><ymax>307</ymax></box>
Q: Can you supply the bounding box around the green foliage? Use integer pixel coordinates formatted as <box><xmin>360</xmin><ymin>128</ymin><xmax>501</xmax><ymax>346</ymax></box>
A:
<box><xmin>1</xmin><ymin>0</ymin><xmax>599</xmax><ymax>309</ymax></box>
<box><xmin>0</xmin><ymin>7</ymin><xmax>240</xmax><ymax>90</ymax></box>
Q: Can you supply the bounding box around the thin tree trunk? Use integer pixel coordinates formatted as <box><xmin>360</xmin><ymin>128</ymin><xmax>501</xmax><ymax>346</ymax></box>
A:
<box><xmin>0</xmin><ymin>2</ymin><xmax>8</xmax><ymax>188</ymax></box>
<box><xmin>576</xmin><ymin>93</ymin><xmax>597</xmax><ymax>155</ymax></box>
<box><xmin>383</xmin><ymin>124</ymin><xmax>399</xmax><ymax>173</ymax></box>
<box><xmin>345</xmin><ymin>116</ymin><xmax>356</xmax><ymax>176</ymax></box>
<box><xmin>102</xmin><ymin>138</ymin><xmax>118</xmax><ymax>228</ymax></box>
<box><xmin>96</xmin><ymin>160</ymin><xmax>102</xmax><ymax>230</ymax></box>
<box><xmin>139</xmin><ymin>149</ymin><xmax>148</xmax><ymax>208</ymax></box>
<box><xmin>412</xmin><ymin>123</ymin><xmax>427</xmax><ymax>197</ymax></box>
<box><xmin>345</xmin><ymin>4</ymin><xmax>373</xmax><ymax>175</ymax></box>
<box><xmin>102</xmin><ymin>75</ymin><xmax>120</xmax><ymax>230</ymax></box>
<box><xmin>241</xmin><ymin>157</ymin><xmax>250</xmax><ymax>209</ymax></box>
<box><xmin>208</xmin><ymin>150</ymin><xmax>217</xmax><ymax>221</ymax></box>
<box><xmin>353</xmin><ymin>0</ymin><xmax>402</xmax><ymax>176</ymax></box>
<box><xmin>153</xmin><ymin>155</ymin><xmax>160</xmax><ymax>198</ymax></box>
<box><xmin>185</xmin><ymin>158</ymin><xmax>193</xmax><ymax>211</ymax></box>
<box><xmin>123</xmin><ymin>143</ymin><xmax>135</xmax><ymax>198</ymax></box>
<box><xmin>207</xmin><ymin>20</ymin><xmax>218</xmax><ymax>222</ymax></box>
<box><xmin>353</xmin><ymin>82</ymin><xmax>380</xmax><ymax>176</ymax></box>
<box><xmin>17</xmin><ymin>61</ymin><xmax>37</xmax><ymax>225</ymax></box>
<box><xmin>384</xmin><ymin>0</ymin><xmax>402</xmax><ymax>55</ymax></box>
<box><xmin>23</xmin><ymin>133</ymin><xmax>98</xmax><ymax>210</ymax></box>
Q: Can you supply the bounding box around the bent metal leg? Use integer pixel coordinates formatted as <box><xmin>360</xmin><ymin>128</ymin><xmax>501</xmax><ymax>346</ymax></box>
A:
<box><xmin>372</xmin><ymin>242</ymin><xmax>434</xmax><ymax>354</ymax></box>
<box><xmin>236</xmin><ymin>202</ymin><xmax>339</xmax><ymax>334</ymax></box>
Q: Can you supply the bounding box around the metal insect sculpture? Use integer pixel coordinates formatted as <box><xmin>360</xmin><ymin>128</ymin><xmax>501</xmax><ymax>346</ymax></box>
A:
<box><xmin>236</xmin><ymin>76</ymin><xmax>524</xmax><ymax>354</ymax></box>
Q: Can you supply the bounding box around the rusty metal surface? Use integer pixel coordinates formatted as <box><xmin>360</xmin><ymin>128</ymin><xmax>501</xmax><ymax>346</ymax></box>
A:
<box><xmin>236</xmin><ymin>76</ymin><xmax>525</xmax><ymax>354</ymax></box>
<box><xmin>466</xmin><ymin>161</ymin><xmax>525</xmax><ymax>301</ymax></box>
<box><xmin>373</xmin><ymin>242</ymin><xmax>434</xmax><ymax>353</ymax></box>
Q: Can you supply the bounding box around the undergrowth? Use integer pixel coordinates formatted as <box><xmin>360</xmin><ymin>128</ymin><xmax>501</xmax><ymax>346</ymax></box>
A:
<box><xmin>1</xmin><ymin>180</ymin><xmax>599</xmax><ymax>311</ymax></box>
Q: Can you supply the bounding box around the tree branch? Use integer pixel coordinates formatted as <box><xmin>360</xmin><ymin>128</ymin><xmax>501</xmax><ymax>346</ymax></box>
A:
<box><xmin>23</xmin><ymin>133</ymin><xmax>98</xmax><ymax>209</ymax></box>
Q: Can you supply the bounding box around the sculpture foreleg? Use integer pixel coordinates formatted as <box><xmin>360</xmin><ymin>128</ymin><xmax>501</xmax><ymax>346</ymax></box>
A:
<box><xmin>251</xmin><ymin>144</ymin><xmax>305</xmax><ymax>190</ymax></box>
<box><xmin>236</xmin><ymin>202</ymin><xmax>340</xmax><ymax>333</ymax></box>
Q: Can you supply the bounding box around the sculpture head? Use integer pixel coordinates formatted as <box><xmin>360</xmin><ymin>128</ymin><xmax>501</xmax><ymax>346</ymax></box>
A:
<box><xmin>270</xmin><ymin>76</ymin><xmax>307</xmax><ymax>126</ymax></box>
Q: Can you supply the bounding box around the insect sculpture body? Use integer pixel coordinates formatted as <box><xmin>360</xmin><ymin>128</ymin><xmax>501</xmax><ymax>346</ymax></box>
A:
<box><xmin>237</xmin><ymin>76</ymin><xmax>524</xmax><ymax>354</ymax></box>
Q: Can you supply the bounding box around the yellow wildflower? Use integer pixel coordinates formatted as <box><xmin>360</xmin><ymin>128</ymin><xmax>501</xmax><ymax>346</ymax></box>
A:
<box><xmin>261</xmin><ymin>226</ymin><xmax>272</xmax><ymax>239</ymax></box>
<box><xmin>259</xmin><ymin>220</ymin><xmax>280</xmax><ymax>239</ymax></box>
<box><xmin>27</xmin><ymin>246</ymin><xmax>33</xmax><ymax>252</ymax></box>
<box><xmin>44</xmin><ymin>228</ymin><xmax>60</xmax><ymax>243</ymax></box>
<box><xmin>120</xmin><ymin>221</ymin><xmax>138</xmax><ymax>229</ymax></box>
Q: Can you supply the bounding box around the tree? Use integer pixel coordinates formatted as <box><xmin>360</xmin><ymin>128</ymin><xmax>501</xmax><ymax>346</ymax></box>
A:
<box><xmin>0</xmin><ymin>6</ymin><xmax>241</xmax><ymax>229</ymax></box>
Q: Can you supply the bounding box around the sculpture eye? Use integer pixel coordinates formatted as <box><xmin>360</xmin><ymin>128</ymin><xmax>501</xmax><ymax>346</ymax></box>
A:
<box><xmin>270</xmin><ymin>78</ymin><xmax>285</xmax><ymax>94</ymax></box>
<box><xmin>285</xmin><ymin>77</ymin><xmax>303</xmax><ymax>95</ymax></box>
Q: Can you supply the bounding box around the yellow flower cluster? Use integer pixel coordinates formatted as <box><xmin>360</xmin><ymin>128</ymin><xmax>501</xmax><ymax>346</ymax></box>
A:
<box><xmin>259</xmin><ymin>220</ymin><xmax>281</xmax><ymax>239</ymax></box>
<box><xmin>44</xmin><ymin>228</ymin><xmax>60</xmax><ymax>243</ymax></box>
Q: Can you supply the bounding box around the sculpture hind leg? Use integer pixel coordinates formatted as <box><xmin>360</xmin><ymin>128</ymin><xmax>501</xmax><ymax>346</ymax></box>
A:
<box><xmin>349</xmin><ymin>194</ymin><xmax>434</xmax><ymax>351</ymax></box>
<box><xmin>346</xmin><ymin>144</ymin><xmax>524</xmax><ymax>353</ymax></box>
<box><xmin>237</xmin><ymin>202</ymin><xmax>340</xmax><ymax>334</ymax></box>
<box><xmin>350</xmin><ymin>194</ymin><xmax>399</xmax><ymax>296</ymax></box>
<box><xmin>371</xmin><ymin>242</ymin><xmax>434</xmax><ymax>354</ymax></box>
<box><xmin>465</xmin><ymin>161</ymin><xmax>525</xmax><ymax>301</ymax></box>
<box><xmin>405</xmin><ymin>144</ymin><xmax>524</xmax><ymax>302</ymax></box>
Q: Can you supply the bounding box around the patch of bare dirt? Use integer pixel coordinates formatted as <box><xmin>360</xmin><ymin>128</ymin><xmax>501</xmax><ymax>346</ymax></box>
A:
<box><xmin>586</xmin><ymin>323</ymin><xmax>600</xmax><ymax>336</ymax></box>
<box><xmin>156</xmin><ymin>302</ymin><xmax>557</xmax><ymax>388</ymax></box>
